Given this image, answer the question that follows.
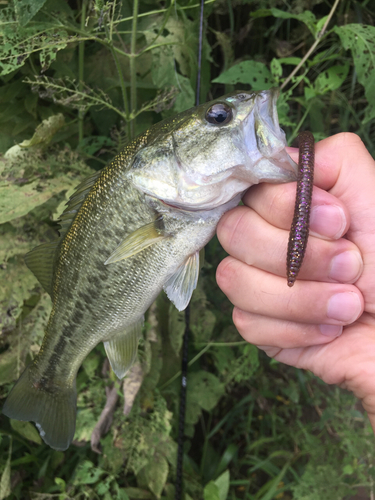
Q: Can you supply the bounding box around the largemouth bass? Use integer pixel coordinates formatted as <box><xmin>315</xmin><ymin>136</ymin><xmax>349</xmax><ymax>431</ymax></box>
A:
<box><xmin>3</xmin><ymin>89</ymin><xmax>299</xmax><ymax>450</ymax></box>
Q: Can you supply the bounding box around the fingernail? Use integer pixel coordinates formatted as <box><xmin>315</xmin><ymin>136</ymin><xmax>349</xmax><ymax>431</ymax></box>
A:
<box><xmin>310</xmin><ymin>205</ymin><xmax>346</xmax><ymax>239</ymax></box>
<box><xmin>329</xmin><ymin>251</ymin><xmax>363</xmax><ymax>283</ymax></box>
<box><xmin>319</xmin><ymin>324</ymin><xmax>343</xmax><ymax>337</ymax></box>
<box><xmin>327</xmin><ymin>292</ymin><xmax>362</xmax><ymax>323</ymax></box>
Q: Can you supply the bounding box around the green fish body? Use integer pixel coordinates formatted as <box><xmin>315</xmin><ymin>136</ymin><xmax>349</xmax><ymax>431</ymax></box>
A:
<box><xmin>3</xmin><ymin>90</ymin><xmax>297</xmax><ymax>450</ymax></box>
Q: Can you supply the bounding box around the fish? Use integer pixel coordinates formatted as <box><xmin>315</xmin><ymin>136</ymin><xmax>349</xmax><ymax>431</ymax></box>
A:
<box><xmin>2</xmin><ymin>89</ymin><xmax>299</xmax><ymax>451</ymax></box>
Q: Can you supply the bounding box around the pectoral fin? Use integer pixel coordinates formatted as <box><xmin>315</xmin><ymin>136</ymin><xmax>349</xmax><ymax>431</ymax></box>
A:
<box><xmin>104</xmin><ymin>217</ymin><xmax>168</xmax><ymax>265</ymax></box>
<box><xmin>163</xmin><ymin>251</ymin><xmax>199</xmax><ymax>311</ymax></box>
<box><xmin>104</xmin><ymin>319</ymin><xmax>143</xmax><ymax>379</ymax></box>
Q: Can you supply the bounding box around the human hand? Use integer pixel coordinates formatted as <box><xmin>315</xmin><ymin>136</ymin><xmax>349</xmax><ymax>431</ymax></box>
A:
<box><xmin>216</xmin><ymin>133</ymin><xmax>375</xmax><ymax>431</ymax></box>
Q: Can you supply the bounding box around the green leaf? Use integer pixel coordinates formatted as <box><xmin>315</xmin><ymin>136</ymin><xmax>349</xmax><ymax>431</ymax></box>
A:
<box><xmin>10</xmin><ymin>419</ymin><xmax>42</xmax><ymax>444</ymax></box>
<box><xmin>82</xmin><ymin>352</ymin><xmax>100</xmax><ymax>378</ymax></box>
<box><xmin>0</xmin><ymin>144</ymin><xmax>92</xmax><ymax>224</ymax></box>
<box><xmin>0</xmin><ymin>174</ymin><xmax>79</xmax><ymax>224</ymax></box>
<box><xmin>204</xmin><ymin>481</ymin><xmax>220</xmax><ymax>500</ymax></box>
<box><xmin>143</xmin><ymin>16</ymin><xmax>197</xmax><ymax>114</ymax></box>
<box><xmin>0</xmin><ymin>441</ymin><xmax>11</xmax><ymax>500</ymax></box>
<box><xmin>212</xmin><ymin>61</ymin><xmax>274</xmax><ymax>90</ymax></box>
<box><xmin>190</xmin><ymin>286</ymin><xmax>216</xmax><ymax>343</ymax></box>
<box><xmin>278</xmin><ymin>57</ymin><xmax>302</xmax><ymax>65</ymax></box>
<box><xmin>172</xmin><ymin>76</ymin><xmax>195</xmax><ymax>113</ymax></box>
<box><xmin>334</xmin><ymin>24</ymin><xmax>375</xmax><ymax>122</ymax></box>
<box><xmin>6</xmin><ymin>114</ymin><xmax>65</xmax><ymax>153</ymax></box>
<box><xmin>139</xmin><ymin>454</ymin><xmax>169</xmax><ymax>498</ymax></box>
<box><xmin>304</xmin><ymin>87</ymin><xmax>316</xmax><ymax>101</ymax></box>
<box><xmin>0</xmin><ymin>350</ymin><xmax>20</xmax><ymax>385</ymax></box>
<box><xmin>270</xmin><ymin>58</ymin><xmax>282</xmax><ymax>82</ymax></box>
<box><xmin>123</xmin><ymin>488</ymin><xmax>152</xmax><ymax>499</ymax></box>
<box><xmin>315</xmin><ymin>15</ymin><xmax>329</xmax><ymax>35</ymax></box>
<box><xmin>216</xmin><ymin>446</ymin><xmax>237</xmax><ymax>477</ymax></box>
<box><xmin>74</xmin><ymin>408</ymin><xmax>98</xmax><ymax>442</ymax></box>
<box><xmin>343</xmin><ymin>464</ymin><xmax>354</xmax><ymax>475</ymax></box>
<box><xmin>168</xmin><ymin>306</ymin><xmax>185</xmax><ymax>357</ymax></box>
<box><xmin>214</xmin><ymin>470</ymin><xmax>230</xmax><ymax>500</ymax></box>
<box><xmin>0</xmin><ymin>256</ymin><xmax>38</xmax><ymax>334</ymax></box>
<box><xmin>0</xmin><ymin>9</ymin><xmax>68</xmax><ymax>75</ymax></box>
<box><xmin>314</xmin><ymin>64</ymin><xmax>350</xmax><ymax>95</ymax></box>
<box><xmin>186</xmin><ymin>371</ymin><xmax>224</xmax><ymax>425</ymax></box>
<box><xmin>14</xmin><ymin>0</ymin><xmax>48</xmax><ymax>26</ymax></box>
<box><xmin>54</xmin><ymin>477</ymin><xmax>66</xmax><ymax>492</ymax></box>
<box><xmin>250</xmin><ymin>8</ymin><xmax>317</xmax><ymax>36</ymax></box>
<box><xmin>276</xmin><ymin>91</ymin><xmax>293</xmax><ymax>127</ymax></box>
<box><xmin>78</xmin><ymin>136</ymin><xmax>115</xmax><ymax>157</ymax></box>
<box><xmin>73</xmin><ymin>460</ymin><xmax>105</xmax><ymax>485</ymax></box>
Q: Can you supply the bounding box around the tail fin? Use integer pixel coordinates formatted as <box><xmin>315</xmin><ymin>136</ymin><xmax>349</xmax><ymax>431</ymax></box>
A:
<box><xmin>2</xmin><ymin>365</ymin><xmax>77</xmax><ymax>451</ymax></box>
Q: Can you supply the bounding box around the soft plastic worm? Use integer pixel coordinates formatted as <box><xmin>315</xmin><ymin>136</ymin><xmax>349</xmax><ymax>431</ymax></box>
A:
<box><xmin>287</xmin><ymin>131</ymin><xmax>315</xmax><ymax>287</ymax></box>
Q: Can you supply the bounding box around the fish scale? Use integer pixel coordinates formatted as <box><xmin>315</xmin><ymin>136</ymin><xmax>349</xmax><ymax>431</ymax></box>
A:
<box><xmin>3</xmin><ymin>89</ymin><xmax>304</xmax><ymax>450</ymax></box>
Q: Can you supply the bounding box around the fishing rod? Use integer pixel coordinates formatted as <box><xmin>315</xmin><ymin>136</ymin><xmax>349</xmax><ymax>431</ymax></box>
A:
<box><xmin>174</xmin><ymin>1</ymin><xmax>205</xmax><ymax>498</ymax></box>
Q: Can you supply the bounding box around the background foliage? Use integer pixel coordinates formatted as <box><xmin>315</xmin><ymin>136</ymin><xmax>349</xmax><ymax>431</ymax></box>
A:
<box><xmin>1</xmin><ymin>0</ymin><xmax>375</xmax><ymax>499</ymax></box>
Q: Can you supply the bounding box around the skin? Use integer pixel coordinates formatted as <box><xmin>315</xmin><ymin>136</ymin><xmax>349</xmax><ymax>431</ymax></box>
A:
<box><xmin>216</xmin><ymin>132</ymin><xmax>375</xmax><ymax>432</ymax></box>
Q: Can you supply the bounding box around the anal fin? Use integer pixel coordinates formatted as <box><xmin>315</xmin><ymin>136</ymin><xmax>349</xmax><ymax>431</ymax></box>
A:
<box><xmin>104</xmin><ymin>319</ymin><xmax>143</xmax><ymax>379</ymax></box>
<box><xmin>105</xmin><ymin>217</ymin><xmax>168</xmax><ymax>265</ymax></box>
<box><xmin>163</xmin><ymin>251</ymin><xmax>199</xmax><ymax>311</ymax></box>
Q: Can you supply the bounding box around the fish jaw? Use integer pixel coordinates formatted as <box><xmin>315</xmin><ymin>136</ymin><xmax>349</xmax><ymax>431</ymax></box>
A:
<box><xmin>128</xmin><ymin>89</ymin><xmax>297</xmax><ymax>211</ymax></box>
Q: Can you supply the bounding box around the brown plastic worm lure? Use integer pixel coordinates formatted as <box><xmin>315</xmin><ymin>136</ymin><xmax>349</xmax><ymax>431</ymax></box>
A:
<box><xmin>287</xmin><ymin>131</ymin><xmax>315</xmax><ymax>287</ymax></box>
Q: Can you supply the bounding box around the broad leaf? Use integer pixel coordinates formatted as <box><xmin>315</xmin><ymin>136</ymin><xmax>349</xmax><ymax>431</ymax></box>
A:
<box><xmin>73</xmin><ymin>461</ymin><xmax>105</xmax><ymax>485</ymax></box>
<box><xmin>10</xmin><ymin>419</ymin><xmax>42</xmax><ymax>444</ymax></box>
<box><xmin>204</xmin><ymin>482</ymin><xmax>220</xmax><ymax>500</ymax></box>
<box><xmin>14</xmin><ymin>0</ymin><xmax>48</xmax><ymax>26</ymax></box>
<box><xmin>335</xmin><ymin>24</ymin><xmax>375</xmax><ymax>122</ymax></box>
<box><xmin>0</xmin><ymin>8</ymin><xmax>68</xmax><ymax>74</ymax></box>
<box><xmin>314</xmin><ymin>64</ymin><xmax>350</xmax><ymax>95</ymax></box>
<box><xmin>186</xmin><ymin>371</ymin><xmax>224</xmax><ymax>425</ymax></box>
<box><xmin>212</xmin><ymin>61</ymin><xmax>274</xmax><ymax>90</ymax></box>
<box><xmin>139</xmin><ymin>454</ymin><xmax>169</xmax><ymax>498</ymax></box>
<box><xmin>250</xmin><ymin>8</ymin><xmax>317</xmax><ymax>36</ymax></box>
<box><xmin>214</xmin><ymin>470</ymin><xmax>230</xmax><ymax>500</ymax></box>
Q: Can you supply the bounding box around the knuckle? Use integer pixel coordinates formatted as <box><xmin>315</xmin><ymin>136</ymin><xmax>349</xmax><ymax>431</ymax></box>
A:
<box><xmin>216</xmin><ymin>256</ymin><xmax>238</xmax><ymax>294</ymax></box>
<box><xmin>334</xmin><ymin>132</ymin><xmax>364</xmax><ymax>149</ymax></box>
<box><xmin>232</xmin><ymin>306</ymin><xmax>247</xmax><ymax>333</ymax></box>
<box><xmin>217</xmin><ymin>206</ymin><xmax>249</xmax><ymax>252</ymax></box>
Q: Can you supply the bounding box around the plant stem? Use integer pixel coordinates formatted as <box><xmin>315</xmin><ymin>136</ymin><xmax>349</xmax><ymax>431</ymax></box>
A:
<box><xmin>111</xmin><ymin>45</ymin><xmax>131</xmax><ymax>139</ymax></box>
<box><xmin>281</xmin><ymin>0</ymin><xmax>341</xmax><ymax>90</ymax></box>
<box><xmin>288</xmin><ymin>101</ymin><xmax>312</xmax><ymax>145</ymax></box>
<box><xmin>129</xmin><ymin>0</ymin><xmax>139</xmax><ymax>139</ymax></box>
<box><xmin>200</xmin><ymin>412</ymin><xmax>213</xmax><ymax>477</ymax></box>
<box><xmin>78</xmin><ymin>0</ymin><xmax>87</xmax><ymax>144</ymax></box>
<box><xmin>104</xmin><ymin>5</ymin><xmax>131</xmax><ymax>140</ymax></box>
<box><xmin>158</xmin><ymin>342</ymin><xmax>213</xmax><ymax>390</ymax></box>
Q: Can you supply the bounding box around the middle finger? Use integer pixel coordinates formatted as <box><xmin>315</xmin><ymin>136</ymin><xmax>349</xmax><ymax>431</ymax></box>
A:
<box><xmin>217</xmin><ymin>206</ymin><xmax>363</xmax><ymax>284</ymax></box>
<box><xmin>216</xmin><ymin>257</ymin><xmax>364</xmax><ymax>326</ymax></box>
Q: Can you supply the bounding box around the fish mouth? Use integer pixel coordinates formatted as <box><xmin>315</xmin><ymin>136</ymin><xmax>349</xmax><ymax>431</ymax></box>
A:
<box><xmin>239</xmin><ymin>88</ymin><xmax>297</xmax><ymax>184</ymax></box>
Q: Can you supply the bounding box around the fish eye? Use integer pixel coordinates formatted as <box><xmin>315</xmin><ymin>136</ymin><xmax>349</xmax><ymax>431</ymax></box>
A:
<box><xmin>205</xmin><ymin>103</ymin><xmax>233</xmax><ymax>125</ymax></box>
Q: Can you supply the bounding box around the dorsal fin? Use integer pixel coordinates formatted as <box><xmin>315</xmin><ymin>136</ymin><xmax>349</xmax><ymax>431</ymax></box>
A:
<box><xmin>24</xmin><ymin>169</ymin><xmax>101</xmax><ymax>295</ymax></box>
<box><xmin>24</xmin><ymin>241</ymin><xmax>59</xmax><ymax>296</ymax></box>
<box><xmin>58</xmin><ymin>169</ymin><xmax>102</xmax><ymax>239</ymax></box>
